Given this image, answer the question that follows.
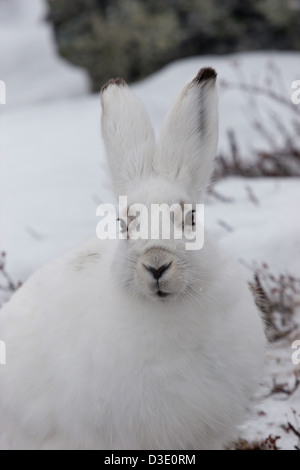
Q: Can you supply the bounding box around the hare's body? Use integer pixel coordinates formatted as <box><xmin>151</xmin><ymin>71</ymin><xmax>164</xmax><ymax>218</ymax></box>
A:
<box><xmin>0</xmin><ymin>236</ymin><xmax>264</xmax><ymax>450</ymax></box>
<box><xmin>0</xmin><ymin>69</ymin><xmax>265</xmax><ymax>449</ymax></box>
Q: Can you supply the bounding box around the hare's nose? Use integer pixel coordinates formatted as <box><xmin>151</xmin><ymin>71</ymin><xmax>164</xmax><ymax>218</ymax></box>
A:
<box><xmin>143</xmin><ymin>262</ymin><xmax>172</xmax><ymax>281</ymax></box>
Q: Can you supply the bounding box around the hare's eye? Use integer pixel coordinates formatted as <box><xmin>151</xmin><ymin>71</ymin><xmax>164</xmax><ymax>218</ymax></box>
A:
<box><xmin>185</xmin><ymin>210</ymin><xmax>196</xmax><ymax>227</ymax></box>
<box><xmin>117</xmin><ymin>218</ymin><xmax>127</xmax><ymax>233</ymax></box>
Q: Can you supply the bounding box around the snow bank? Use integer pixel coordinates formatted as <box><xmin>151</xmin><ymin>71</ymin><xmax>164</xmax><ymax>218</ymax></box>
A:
<box><xmin>133</xmin><ymin>51</ymin><xmax>300</xmax><ymax>156</ymax></box>
<box><xmin>0</xmin><ymin>0</ymin><xmax>90</xmax><ymax>107</ymax></box>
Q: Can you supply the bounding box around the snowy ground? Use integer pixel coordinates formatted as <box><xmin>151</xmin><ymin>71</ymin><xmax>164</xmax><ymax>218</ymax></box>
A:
<box><xmin>1</xmin><ymin>0</ymin><xmax>300</xmax><ymax>450</ymax></box>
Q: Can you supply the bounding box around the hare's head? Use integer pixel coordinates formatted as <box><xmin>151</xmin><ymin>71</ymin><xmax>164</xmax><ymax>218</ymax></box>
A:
<box><xmin>100</xmin><ymin>69</ymin><xmax>218</xmax><ymax>302</ymax></box>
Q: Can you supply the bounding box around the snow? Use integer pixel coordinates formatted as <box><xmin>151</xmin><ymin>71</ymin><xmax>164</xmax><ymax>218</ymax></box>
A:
<box><xmin>1</xmin><ymin>0</ymin><xmax>300</xmax><ymax>450</ymax></box>
<box><xmin>0</xmin><ymin>0</ymin><xmax>90</xmax><ymax>107</ymax></box>
<box><xmin>206</xmin><ymin>178</ymin><xmax>300</xmax><ymax>277</ymax></box>
<box><xmin>240</xmin><ymin>337</ymin><xmax>300</xmax><ymax>450</ymax></box>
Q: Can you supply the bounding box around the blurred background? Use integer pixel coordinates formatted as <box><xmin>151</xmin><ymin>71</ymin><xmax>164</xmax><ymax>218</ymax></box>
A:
<box><xmin>47</xmin><ymin>0</ymin><xmax>300</xmax><ymax>90</ymax></box>
<box><xmin>1</xmin><ymin>0</ymin><xmax>300</xmax><ymax>449</ymax></box>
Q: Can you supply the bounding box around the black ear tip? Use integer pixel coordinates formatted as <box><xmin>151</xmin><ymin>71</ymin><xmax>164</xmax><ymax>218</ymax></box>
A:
<box><xmin>195</xmin><ymin>67</ymin><xmax>217</xmax><ymax>84</ymax></box>
<box><xmin>101</xmin><ymin>77</ymin><xmax>127</xmax><ymax>94</ymax></box>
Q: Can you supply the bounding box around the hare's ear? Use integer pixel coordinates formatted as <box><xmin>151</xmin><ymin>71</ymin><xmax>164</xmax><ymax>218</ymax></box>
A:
<box><xmin>155</xmin><ymin>68</ymin><xmax>218</xmax><ymax>201</ymax></box>
<box><xmin>101</xmin><ymin>78</ymin><xmax>155</xmax><ymax>197</ymax></box>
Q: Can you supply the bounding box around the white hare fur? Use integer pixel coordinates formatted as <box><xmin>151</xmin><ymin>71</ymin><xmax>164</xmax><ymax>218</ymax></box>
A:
<box><xmin>0</xmin><ymin>69</ymin><xmax>265</xmax><ymax>450</ymax></box>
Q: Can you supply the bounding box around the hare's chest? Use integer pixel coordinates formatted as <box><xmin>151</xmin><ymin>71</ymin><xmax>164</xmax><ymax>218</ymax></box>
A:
<box><xmin>88</xmin><ymin>340</ymin><xmax>223</xmax><ymax>449</ymax></box>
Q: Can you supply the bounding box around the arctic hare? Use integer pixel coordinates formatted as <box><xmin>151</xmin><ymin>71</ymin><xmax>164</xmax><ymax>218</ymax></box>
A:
<box><xmin>0</xmin><ymin>68</ymin><xmax>265</xmax><ymax>450</ymax></box>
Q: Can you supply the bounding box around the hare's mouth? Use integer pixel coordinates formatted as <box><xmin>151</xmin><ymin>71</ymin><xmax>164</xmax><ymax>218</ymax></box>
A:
<box><xmin>156</xmin><ymin>290</ymin><xmax>171</xmax><ymax>298</ymax></box>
